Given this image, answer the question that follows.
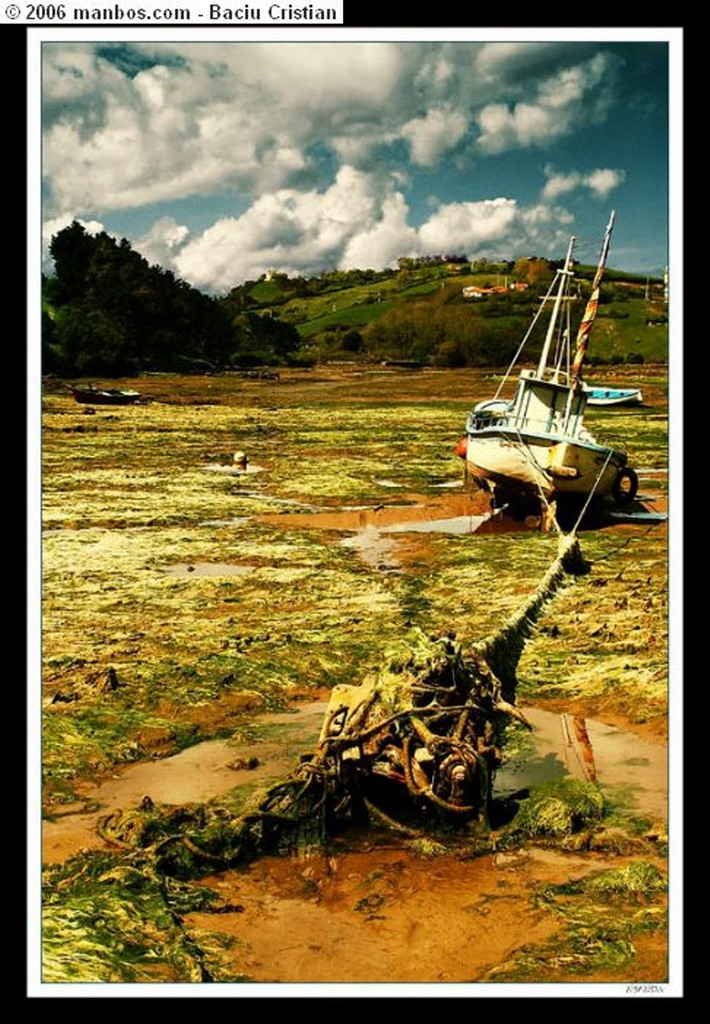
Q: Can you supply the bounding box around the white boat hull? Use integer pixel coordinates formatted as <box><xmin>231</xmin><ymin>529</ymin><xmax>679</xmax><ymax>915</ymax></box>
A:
<box><xmin>465</xmin><ymin>432</ymin><xmax>625</xmax><ymax>502</ymax></box>
<box><xmin>458</xmin><ymin>214</ymin><xmax>637</xmax><ymax>512</ymax></box>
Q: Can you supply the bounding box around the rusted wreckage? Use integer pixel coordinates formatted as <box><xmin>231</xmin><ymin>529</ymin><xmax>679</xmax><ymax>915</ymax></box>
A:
<box><xmin>99</xmin><ymin>529</ymin><xmax>590</xmax><ymax>870</ymax></box>
<box><xmin>291</xmin><ymin>529</ymin><xmax>589</xmax><ymax>831</ymax></box>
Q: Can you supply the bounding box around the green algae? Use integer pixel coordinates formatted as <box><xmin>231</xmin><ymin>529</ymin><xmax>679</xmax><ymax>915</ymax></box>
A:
<box><xmin>485</xmin><ymin>859</ymin><xmax>667</xmax><ymax>982</ymax></box>
<box><xmin>38</xmin><ymin>367</ymin><xmax>670</xmax><ymax>985</ymax></box>
<box><xmin>507</xmin><ymin>778</ymin><xmax>606</xmax><ymax>839</ymax></box>
<box><xmin>41</xmin><ymin>852</ymin><xmax>246</xmax><ymax>983</ymax></box>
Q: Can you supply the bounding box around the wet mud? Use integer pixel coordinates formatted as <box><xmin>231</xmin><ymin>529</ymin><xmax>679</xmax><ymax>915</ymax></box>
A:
<box><xmin>258</xmin><ymin>488</ymin><xmax>539</xmax><ymax>572</ymax></box>
<box><xmin>40</xmin><ymin>367</ymin><xmax>672</xmax><ymax>987</ymax></box>
<box><xmin>42</xmin><ymin>691</ymin><xmax>668</xmax><ymax>985</ymax></box>
<box><xmin>42</xmin><ymin>695</ymin><xmax>666</xmax><ymax>865</ymax></box>
<box><xmin>187</xmin><ymin>846</ymin><xmax>602</xmax><ymax>985</ymax></box>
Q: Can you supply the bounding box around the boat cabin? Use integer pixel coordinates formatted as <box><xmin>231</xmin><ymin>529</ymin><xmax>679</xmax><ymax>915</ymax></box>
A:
<box><xmin>467</xmin><ymin>369</ymin><xmax>589</xmax><ymax>440</ymax></box>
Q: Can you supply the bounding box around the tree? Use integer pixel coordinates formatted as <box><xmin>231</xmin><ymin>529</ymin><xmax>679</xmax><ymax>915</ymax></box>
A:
<box><xmin>43</xmin><ymin>223</ymin><xmax>235</xmax><ymax>376</ymax></box>
<box><xmin>513</xmin><ymin>257</ymin><xmax>554</xmax><ymax>290</ymax></box>
<box><xmin>228</xmin><ymin>312</ymin><xmax>301</xmax><ymax>366</ymax></box>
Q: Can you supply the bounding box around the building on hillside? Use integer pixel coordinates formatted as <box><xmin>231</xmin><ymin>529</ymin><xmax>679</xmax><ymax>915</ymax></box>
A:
<box><xmin>462</xmin><ymin>282</ymin><xmax>525</xmax><ymax>299</ymax></box>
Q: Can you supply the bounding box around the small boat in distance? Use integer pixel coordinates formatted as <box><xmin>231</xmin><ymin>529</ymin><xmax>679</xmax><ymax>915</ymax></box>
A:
<box><xmin>583</xmin><ymin>384</ymin><xmax>643</xmax><ymax>407</ymax></box>
<box><xmin>457</xmin><ymin>212</ymin><xmax>639</xmax><ymax>514</ymax></box>
<box><xmin>69</xmin><ymin>384</ymin><xmax>142</xmax><ymax>406</ymax></box>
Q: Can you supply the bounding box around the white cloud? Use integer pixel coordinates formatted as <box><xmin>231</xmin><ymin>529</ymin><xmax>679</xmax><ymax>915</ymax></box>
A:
<box><xmin>537</xmin><ymin>52</ymin><xmax>610</xmax><ymax>110</ymax></box>
<box><xmin>541</xmin><ymin>168</ymin><xmax>583</xmax><ymax>199</ymax></box>
<box><xmin>476</xmin><ymin>102</ymin><xmax>559</xmax><ymax>154</ymax></box>
<box><xmin>133</xmin><ymin>217</ymin><xmax>190</xmax><ymax>269</ymax></box>
<box><xmin>518</xmin><ymin>204</ymin><xmax>576</xmax><ymax>253</ymax></box>
<box><xmin>400</xmin><ymin>107</ymin><xmax>469</xmax><ymax>167</ymax></box>
<box><xmin>39</xmin><ymin>40</ymin><xmax>657</xmax><ymax>284</ymax></box>
<box><xmin>41</xmin><ymin>42</ymin><xmax>621</xmax><ymax>223</ymax></box>
<box><xmin>43</xmin><ymin>214</ymin><xmax>105</xmax><ymax>252</ymax></box>
<box><xmin>585</xmin><ymin>167</ymin><xmax>626</xmax><ymax>198</ymax></box>
<box><xmin>341</xmin><ymin>193</ymin><xmax>419</xmax><ymax>269</ymax></box>
<box><xmin>41</xmin><ymin>42</ymin><xmax>417</xmax><ymax>220</ymax></box>
<box><xmin>136</xmin><ymin>171</ymin><xmax>585</xmax><ymax>292</ymax></box>
<box><xmin>475</xmin><ymin>51</ymin><xmax>620</xmax><ymax>155</ymax></box>
<box><xmin>542</xmin><ymin>165</ymin><xmax>626</xmax><ymax>200</ymax></box>
<box><xmin>173</xmin><ymin>166</ymin><xmax>383</xmax><ymax>291</ymax></box>
<box><xmin>418</xmin><ymin>198</ymin><xmax>519</xmax><ymax>253</ymax></box>
<box><xmin>474</xmin><ymin>41</ymin><xmax>571</xmax><ymax>82</ymax></box>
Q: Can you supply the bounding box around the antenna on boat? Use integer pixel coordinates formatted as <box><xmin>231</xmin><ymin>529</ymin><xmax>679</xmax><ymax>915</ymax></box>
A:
<box><xmin>536</xmin><ymin>235</ymin><xmax>576</xmax><ymax>378</ymax></box>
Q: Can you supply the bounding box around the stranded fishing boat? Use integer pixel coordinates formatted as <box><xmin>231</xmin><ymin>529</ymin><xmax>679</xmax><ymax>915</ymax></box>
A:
<box><xmin>583</xmin><ymin>384</ymin><xmax>643</xmax><ymax>407</ymax></box>
<box><xmin>457</xmin><ymin>212</ymin><xmax>638</xmax><ymax>513</ymax></box>
<box><xmin>69</xmin><ymin>384</ymin><xmax>142</xmax><ymax>406</ymax></box>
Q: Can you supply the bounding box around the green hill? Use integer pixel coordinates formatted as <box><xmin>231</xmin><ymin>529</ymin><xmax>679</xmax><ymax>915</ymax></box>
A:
<box><xmin>43</xmin><ymin>223</ymin><xmax>668</xmax><ymax>377</ymax></box>
<box><xmin>238</xmin><ymin>260</ymin><xmax>668</xmax><ymax>368</ymax></box>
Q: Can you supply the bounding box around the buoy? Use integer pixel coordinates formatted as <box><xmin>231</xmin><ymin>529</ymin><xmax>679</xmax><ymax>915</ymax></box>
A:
<box><xmin>455</xmin><ymin>436</ymin><xmax>468</xmax><ymax>459</ymax></box>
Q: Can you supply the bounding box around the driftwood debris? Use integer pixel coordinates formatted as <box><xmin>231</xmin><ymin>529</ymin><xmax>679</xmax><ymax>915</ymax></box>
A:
<box><xmin>97</xmin><ymin>530</ymin><xmax>590</xmax><ymax>875</ymax></box>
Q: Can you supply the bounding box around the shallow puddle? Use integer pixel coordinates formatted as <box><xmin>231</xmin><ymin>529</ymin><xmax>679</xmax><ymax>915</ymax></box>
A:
<box><xmin>497</xmin><ymin>706</ymin><xmax>667</xmax><ymax>821</ymax></box>
<box><xmin>340</xmin><ymin>526</ymin><xmax>400</xmax><ymax>569</ymax></box>
<box><xmin>42</xmin><ymin>702</ymin><xmax>329</xmax><ymax>864</ymax></box>
<box><xmin>381</xmin><ymin>513</ymin><xmax>493</xmax><ymax>535</ymax></box>
<box><xmin>258</xmin><ymin>490</ymin><xmax>531</xmax><ymax>570</ymax></box>
<box><xmin>41</xmin><ymin>697</ymin><xmax>669</xmax><ymax>986</ymax></box>
<box><xmin>187</xmin><ymin>844</ymin><xmax>604</xmax><ymax>985</ymax></box>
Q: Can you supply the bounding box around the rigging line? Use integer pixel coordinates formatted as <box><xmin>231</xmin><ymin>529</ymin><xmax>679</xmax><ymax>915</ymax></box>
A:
<box><xmin>571</xmin><ymin>450</ymin><xmax>614</xmax><ymax>534</ymax></box>
<box><xmin>492</xmin><ymin>273</ymin><xmax>560</xmax><ymax>399</ymax></box>
<box><xmin>504</xmin><ymin>428</ymin><xmax>562</xmax><ymax>532</ymax></box>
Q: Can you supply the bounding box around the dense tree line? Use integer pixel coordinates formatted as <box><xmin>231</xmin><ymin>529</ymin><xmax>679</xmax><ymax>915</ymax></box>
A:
<box><xmin>361</xmin><ymin>289</ymin><xmax>545</xmax><ymax>368</ymax></box>
<box><xmin>42</xmin><ymin>223</ymin><xmax>301</xmax><ymax>377</ymax></box>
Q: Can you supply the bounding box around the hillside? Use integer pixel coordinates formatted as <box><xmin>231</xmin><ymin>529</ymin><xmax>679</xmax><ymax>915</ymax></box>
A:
<box><xmin>42</xmin><ymin>222</ymin><xmax>668</xmax><ymax>377</ymax></box>
<box><xmin>235</xmin><ymin>259</ymin><xmax>668</xmax><ymax>368</ymax></box>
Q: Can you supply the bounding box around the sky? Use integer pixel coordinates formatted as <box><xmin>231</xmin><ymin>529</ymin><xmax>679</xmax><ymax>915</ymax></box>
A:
<box><xmin>35</xmin><ymin>32</ymin><xmax>676</xmax><ymax>295</ymax></box>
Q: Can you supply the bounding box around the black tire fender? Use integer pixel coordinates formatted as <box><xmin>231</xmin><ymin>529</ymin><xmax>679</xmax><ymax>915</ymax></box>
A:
<box><xmin>612</xmin><ymin>466</ymin><xmax>638</xmax><ymax>504</ymax></box>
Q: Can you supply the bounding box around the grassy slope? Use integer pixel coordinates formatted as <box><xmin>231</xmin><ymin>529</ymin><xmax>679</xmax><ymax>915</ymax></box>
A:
<box><xmin>252</xmin><ymin>265</ymin><xmax>668</xmax><ymax>363</ymax></box>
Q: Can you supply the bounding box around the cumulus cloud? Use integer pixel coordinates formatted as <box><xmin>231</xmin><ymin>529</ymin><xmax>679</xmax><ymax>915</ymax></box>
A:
<box><xmin>542</xmin><ymin>165</ymin><xmax>626</xmax><ymax>200</ymax></box>
<box><xmin>474</xmin><ymin>41</ymin><xmax>588</xmax><ymax>83</ymax></box>
<box><xmin>41</xmin><ymin>42</ymin><xmax>418</xmax><ymax>220</ymax></box>
<box><xmin>158</xmin><ymin>176</ymin><xmax>578</xmax><ymax>293</ymax></box>
<box><xmin>133</xmin><ymin>217</ymin><xmax>190</xmax><ymax>269</ymax></box>
<box><xmin>585</xmin><ymin>167</ymin><xmax>627</xmax><ymax>198</ymax></box>
<box><xmin>340</xmin><ymin>193</ymin><xmax>419</xmax><ymax>269</ymax></box>
<box><xmin>400</xmin><ymin>107</ymin><xmax>470</xmax><ymax>166</ymax></box>
<box><xmin>42</xmin><ymin>41</ymin><xmax>622</xmax><ymax>222</ymax></box>
<box><xmin>418</xmin><ymin>198</ymin><xmax>518</xmax><ymax>253</ymax></box>
<box><xmin>476</xmin><ymin>102</ymin><xmax>559</xmax><ymax>154</ymax></box>
<box><xmin>173</xmin><ymin>166</ymin><xmax>383</xmax><ymax>291</ymax></box>
<box><xmin>475</xmin><ymin>51</ymin><xmax>620</xmax><ymax>154</ymax></box>
<box><xmin>39</xmin><ymin>40</ymin><xmax>656</xmax><ymax>286</ymax></box>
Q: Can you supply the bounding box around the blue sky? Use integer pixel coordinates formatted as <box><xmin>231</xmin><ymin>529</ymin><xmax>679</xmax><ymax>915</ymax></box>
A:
<box><xmin>38</xmin><ymin>32</ymin><xmax>677</xmax><ymax>294</ymax></box>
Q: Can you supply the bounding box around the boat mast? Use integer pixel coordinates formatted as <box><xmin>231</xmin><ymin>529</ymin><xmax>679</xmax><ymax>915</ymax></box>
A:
<box><xmin>536</xmin><ymin>235</ymin><xmax>576</xmax><ymax>378</ymax></box>
<box><xmin>570</xmin><ymin>210</ymin><xmax>616</xmax><ymax>383</ymax></box>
